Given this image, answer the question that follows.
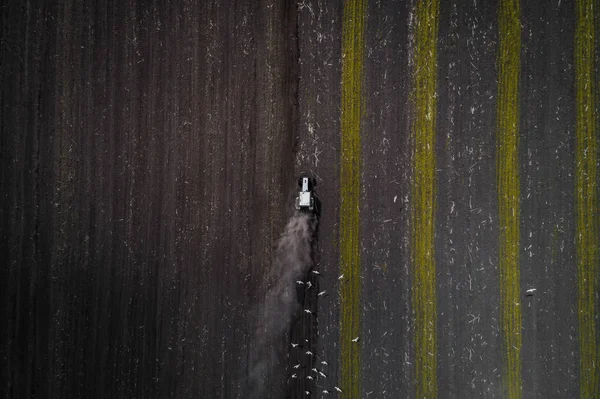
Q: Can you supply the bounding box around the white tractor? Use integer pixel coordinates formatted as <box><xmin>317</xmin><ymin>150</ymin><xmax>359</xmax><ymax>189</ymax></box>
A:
<box><xmin>295</xmin><ymin>175</ymin><xmax>316</xmax><ymax>213</ymax></box>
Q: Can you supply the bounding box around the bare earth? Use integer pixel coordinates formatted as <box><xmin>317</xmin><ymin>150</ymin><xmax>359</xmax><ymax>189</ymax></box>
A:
<box><xmin>1</xmin><ymin>1</ymin><xmax>595</xmax><ymax>398</ymax></box>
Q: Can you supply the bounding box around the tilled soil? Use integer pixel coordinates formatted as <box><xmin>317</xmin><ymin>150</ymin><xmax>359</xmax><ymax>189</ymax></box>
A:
<box><xmin>1</xmin><ymin>1</ymin><xmax>595</xmax><ymax>398</ymax></box>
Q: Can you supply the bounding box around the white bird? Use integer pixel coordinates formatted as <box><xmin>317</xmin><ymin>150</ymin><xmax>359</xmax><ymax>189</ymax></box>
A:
<box><xmin>321</xmin><ymin>361</ymin><xmax>328</xmax><ymax>366</ymax></box>
<box><xmin>319</xmin><ymin>371</ymin><xmax>327</xmax><ymax>378</ymax></box>
<box><xmin>322</xmin><ymin>390</ymin><xmax>329</xmax><ymax>394</ymax></box>
<box><xmin>311</xmin><ymin>270</ymin><xmax>321</xmax><ymax>275</ymax></box>
<box><xmin>306</xmin><ymin>281</ymin><xmax>313</xmax><ymax>289</ymax></box>
<box><xmin>294</xmin><ymin>363</ymin><xmax>300</xmax><ymax>369</ymax></box>
<box><xmin>352</xmin><ymin>337</ymin><xmax>360</xmax><ymax>342</ymax></box>
<box><xmin>338</xmin><ymin>274</ymin><xmax>344</xmax><ymax>280</ymax></box>
<box><xmin>318</xmin><ymin>290</ymin><xmax>326</xmax><ymax>296</ymax></box>
<box><xmin>304</xmin><ymin>309</ymin><xmax>312</xmax><ymax>314</ymax></box>
<box><xmin>334</xmin><ymin>386</ymin><xmax>342</xmax><ymax>393</ymax></box>
<box><xmin>291</xmin><ymin>343</ymin><xmax>299</xmax><ymax>348</ymax></box>
<box><xmin>305</xmin><ymin>350</ymin><xmax>313</xmax><ymax>356</ymax></box>
<box><xmin>292</xmin><ymin>373</ymin><xmax>297</xmax><ymax>378</ymax></box>
<box><xmin>305</xmin><ymin>391</ymin><xmax>310</xmax><ymax>396</ymax></box>
<box><xmin>307</xmin><ymin>375</ymin><xmax>313</xmax><ymax>380</ymax></box>
<box><xmin>296</xmin><ymin>280</ymin><xmax>304</xmax><ymax>285</ymax></box>
<box><xmin>311</xmin><ymin>368</ymin><xmax>318</xmax><ymax>373</ymax></box>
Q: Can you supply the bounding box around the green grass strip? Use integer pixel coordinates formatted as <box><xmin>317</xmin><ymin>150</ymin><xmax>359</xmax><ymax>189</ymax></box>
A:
<box><xmin>575</xmin><ymin>0</ymin><xmax>599</xmax><ymax>397</ymax></box>
<box><xmin>497</xmin><ymin>0</ymin><xmax>522</xmax><ymax>398</ymax></box>
<box><xmin>411</xmin><ymin>0</ymin><xmax>440</xmax><ymax>398</ymax></box>
<box><xmin>339</xmin><ymin>0</ymin><xmax>366</xmax><ymax>397</ymax></box>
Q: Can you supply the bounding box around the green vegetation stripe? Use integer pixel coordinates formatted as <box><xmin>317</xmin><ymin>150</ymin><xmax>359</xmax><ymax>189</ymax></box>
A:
<box><xmin>339</xmin><ymin>0</ymin><xmax>366</xmax><ymax>397</ymax></box>
<box><xmin>411</xmin><ymin>1</ymin><xmax>440</xmax><ymax>398</ymax></box>
<box><xmin>575</xmin><ymin>0</ymin><xmax>599</xmax><ymax>397</ymax></box>
<box><xmin>497</xmin><ymin>0</ymin><xmax>522</xmax><ymax>398</ymax></box>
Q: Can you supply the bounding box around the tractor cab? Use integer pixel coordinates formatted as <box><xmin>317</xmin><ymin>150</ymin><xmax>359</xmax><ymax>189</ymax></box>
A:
<box><xmin>295</xmin><ymin>176</ymin><xmax>315</xmax><ymax>213</ymax></box>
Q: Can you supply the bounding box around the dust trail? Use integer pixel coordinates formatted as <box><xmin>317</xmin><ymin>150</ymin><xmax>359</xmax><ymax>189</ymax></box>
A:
<box><xmin>248</xmin><ymin>212</ymin><xmax>317</xmax><ymax>398</ymax></box>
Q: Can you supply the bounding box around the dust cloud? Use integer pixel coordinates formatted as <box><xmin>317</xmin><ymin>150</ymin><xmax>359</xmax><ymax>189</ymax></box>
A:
<box><xmin>248</xmin><ymin>212</ymin><xmax>317</xmax><ymax>398</ymax></box>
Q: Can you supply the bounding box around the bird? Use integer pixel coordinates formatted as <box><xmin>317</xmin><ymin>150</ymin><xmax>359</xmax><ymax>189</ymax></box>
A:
<box><xmin>305</xmin><ymin>391</ymin><xmax>310</xmax><ymax>396</ymax></box>
<box><xmin>321</xmin><ymin>360</ymin><xmax>328</xmax><ymax>366</ymax></box>
<box><xmin>304</xmin><ymin>309</ymin><xmax>312</xmax><ymax>314</ymax></box>
<box><xmin>317</xmin><ymin>290</ymin><xmax>326</xmax><ymax>296</ymax></box>
<box><xmin>307</xmin><ymin>375</ymin><xmax>313</xmax><ymax>380</ymax></box>
<box><xmin>352</xmin><ymin>337</ymin><xmax>360</xmax><ymax>342</ymax></box>
<box><xmin>293</xmin><ymin>363</ymin><xmax>300</xmax><ymax>369</ymax></box>
<box><xmin>311</xmin><ymin>367</ymin><xmax>318</xmax><ymax>373</ymax></box>
<box><xmin>305</xmin><ymin>350</ymin><xmax>313</xmax><ymax>356</ymax></box>
<box><xmin>322</xmin><ymin>390</ymin><xmax>329</xmax><ymax>394</ymax></box>
<box><xmin>334</xmin><ymin>386</ymin><xmax>342</xmax><ymax>393</ymax></box>
<box><xmin>319</xmin><ymin>371</ymin><xmax>327</xmax><ymax>378</ymax></box>
<box><xmin>311</xmin><ymin>270</ymin><xmax>321</xmax><ymax>275</ymax></box>
<box><xmin>306</xmin><ymin>281</ymin><xmax>313</xmax><ymax>289</ymax></box>
<box><xmin>296</xmin><ymin>280</ymin><xmax>304</xmax><ymax>285</ymax></box>
<box><xmin>292</xmin><ymin>373</ymin><xmax>297</xmax><ymax>379</ymax></box>
<box><xmin>338</xmin><ymin>274</ymin><xmax>344</xmax><ymax>280</ymax></box>
<box><xmin>291</xmin><ymin>343</ymin><xmax>299</xmax><ymax>348</ymax></box>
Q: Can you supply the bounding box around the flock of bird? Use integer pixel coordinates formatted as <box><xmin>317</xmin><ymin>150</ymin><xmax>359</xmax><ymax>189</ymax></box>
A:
<box><xmin>291</xmin><ymin>269</ymin><xmax>360</xmax><ymax>396</ymax></box>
